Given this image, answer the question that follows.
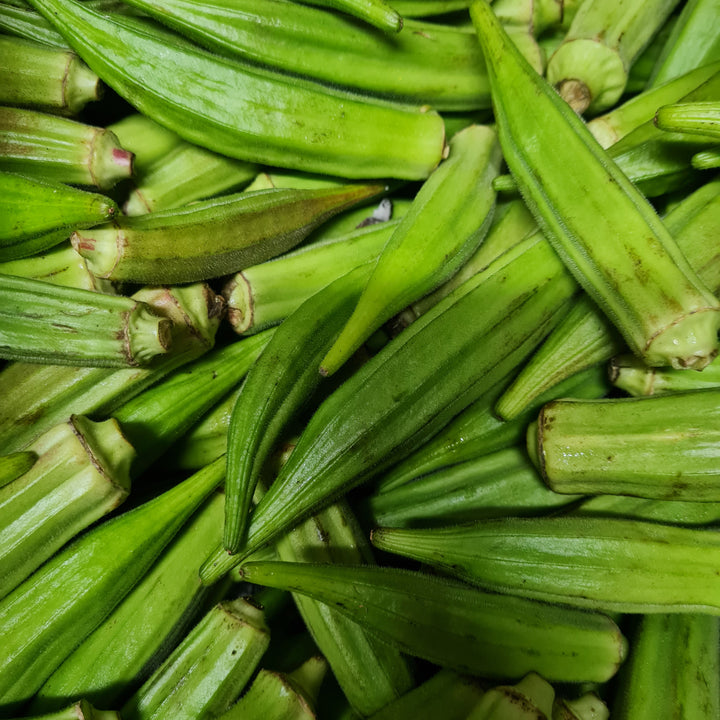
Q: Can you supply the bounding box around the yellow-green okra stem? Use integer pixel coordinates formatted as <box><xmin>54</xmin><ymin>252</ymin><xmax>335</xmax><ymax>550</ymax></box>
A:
<box><xmin>471</xmin><ymin>0</ymin><xmax>720</xmax><ymax>370</ymax></box>
<box><xmin>73</xmin><ymin>184</ymin><xmax>384</xmax><ymax>284</ymax></box>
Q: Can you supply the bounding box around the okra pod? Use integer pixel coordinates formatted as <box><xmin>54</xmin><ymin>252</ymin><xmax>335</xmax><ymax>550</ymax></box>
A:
<box><xmin>693</xmin><ymin>146</ymin><xmax>720</xmax><ymax>168</ymax></box>
<box><xmin>107</xmin><ymin>113</ymin><xmax>182</xmax><ymax>174</ymax></box>
<box><xmin>5</xmin><ymin>699</ymin><xmax>121</xmax><ymax>720</ymax></box>
<box><xmin>1</xmin><ymin>171</ymin><xmax>117</xmax><ymax>260</ymax></box>
<box><xmin>240</xmin><ymin>561</ymin><xmax>626</xmax><ymax>683</ymax></box>
<box><xmin>0</xmin><ymin>274</ymin><xmax>172</xmax><ymax>367</ymax></box>
<box><xmin>472</xmin><ymin>0</ymin><xmax>720</xmax><ymax>370</ymax></box>
<box><xmin>0</xmin><ymin>34</ymin><xmax>100</xmax><ymax>114</ymax></box>
<box><xmin>655</xmin><ymin>100</ymin><xmax>720</xmax><ymax>137</ymax></box>
<box><xmin>610</xmin><ymin>352</ymin><xmax>720</xmax><ymax>395</ymax></box>
<box><xmin>531</xmin><ymin>390</ymin><xmax>720</xmax><ymax>501</ymax></box>
<box><xmin>0</xmin><ymin>456</ymin><xmax>225</xmax><ymax>710</ymax></box>
<box><xmin>389</xmin><ymin>0</ymin><xmax>470</xmax><ymax>16</ymax></box>
<box><xmin>553</xmin><ymin>693</ymin><xmax>608</xmax><ymax>720</ymax></box>
<box><xmin>0</xmin><ymin>2</ymin><xmax>69</xmax><ymax>48</ymax></box>
<box><xmin>466</xmin><ymin>673</ymin><xmax>554</xmax><ymax>720</ymax></box>
<box><xmin>27</xmin><ymin>0</ymin><xmax>446</xmax><ymax>179</ymax></box>
<box><xmin>73</xmin><ymin>184</ymin><xmax>384</xmax><ymax>284</ymax></box>
<box><xmin>121</xmin><ymin>597</ymin><xmax>270</xmax><ymax>720</ymax></box>
<box><xmin>0</xmin><ymin>106</ymin><xmax>133</xmax><ymax>188</ymax></box>
<box><xmin>371</xmin><ymin>517</ymin><xmax>720</xmax><ymax>614</ymax></box>
<box><xmin>0</xmin><ymin>451</ymin><xmax>36</xmax><ymax>489</ymax></box>
<box><xmin>492</xmin><ymin>0</ymin><xmax>577</xmax><ymax>36</ymax></box>
<box><xmin>298</xmin><ymin>0</ymin><xmax>403</xmax><ymax>32</ymax></box>
<box><xmin>320</xmin><ymin>124</ymin><xmax>502</xmax><ymax>376</ymax></box>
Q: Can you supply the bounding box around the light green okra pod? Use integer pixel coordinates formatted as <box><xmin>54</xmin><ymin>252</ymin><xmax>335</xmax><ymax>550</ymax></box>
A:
<box><xmin>0</xmin><ymin>2</ymin><xmax>70</xmax><ymax>48</ymax></box>
<box><xmin>655</xmin><ymin>100</ymin><xmax>720</xmax><ymax>138</ymax></box>
<box><xmin>466</xmin><ymin>673</ymin><xmax>554</xmax><ymax>720</ymax></box>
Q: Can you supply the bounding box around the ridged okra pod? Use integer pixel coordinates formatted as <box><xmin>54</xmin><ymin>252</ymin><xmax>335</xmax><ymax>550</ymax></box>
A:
<box><xmin>0</xmin><ymin>457</ymin><xmax>225</xmax><ymax>710</ymax></box>
<box><xmin>0</xmin><ymin>106</ymin><xmax>133</xmax><ymax>188</ymax></box>
<box><xmin>1</xmin><ymin>171</ymin><xmax>117</xmax><ymax>260</ymax></box>
<box><xmin>32</xmin><ymin>491</ymin><xmax>226</xmax><ymax>712</ymax></box>
<box><xmin>612</xmin><ymin>613</ymin><xmax>720</xmax><ymax>719</ymax></box>
<box><xmin>200</xmin><ymin>232</ymin><xmax>576</xmax><ymax>580</ymax></box>
<box><xmin>0</xmin><ymin>273</ymin><xmax>172</xmax><ymax>367</ymax></box>
<box><xmin>472</xmin><ymin>0</ymin><xmax>720</xmax><ymax>369</ymax></box>
<box><xmin>0</xmin><ymin>283</ymin><xmax>223</xmax><ymax>453</ymax></box>
<box><xmin>545</xmin><ymin>0</ymin><xmax>681</xmax><ymax>113</ymax></box>
<box><xmin>0</xmin><ymin>452</ymin><xmax>36</xmax><ymax>489</ymax></box>
<box><xmin>320</xmin><ymin>124</ymin><xmax>502</xmax><ymax>376</ymax></box>
<box><xmin>73</xmin><ymin>184</ymin><xmax>384</xmax><ymax>284</ymax></box>
<box><xmin>610</xmin><ymin>352</ymin><xmax>720</xmax><ymax>395</ymax></box>
<box><xmin>121</xmin><ymin>598</ymin><xmax>270</xmax><ymax>720</ymax></box>
<box><xmin>298</xmin><ymin>0</ymin><xmax>403</xmax><ymax>32</ymax></box>
<box><xmin>693</xmin><ymin>146</ymin><xmax>720</xmax><ymax>169</ymax></box>
<box><xmin>0</xmin><ymin>3</ymin><xmax>69</xmax><ymax>48</ymax></box>
<box><xmin>0</xmin><ymin>34</ymin><xmax>100</xmax><ymax>114</ymax></box>
<box><xmin>466</xmin><ymin>673</ymin><xmax>554</xmax><ymax>720</ymax></box>
<box><xmin>530</xmin><ymin>390</ymin><xmax>720</xmax><ymax>501</ymax></box>
<box><xmin>371</xmin><ymin>517</ymin><xmax>720</xmax><ymax>614</ymax></box>
<box><xmin>224</xmin><ymin>220</ymin><xmax>397</xmax><ymax>335</ymax></box>
<box><xmin>0</xmin><ymin>415</ymin><xmax>133</xmax><ymax>601</ymax></box>
<box><xmin>27</xmin><ymin>0</ymin><xmax>446</xmax><ymax>179</ymax></box>
<box><xmin>655</xmin><ymin>100</ymin><xmax>720</xmax><ymax>138</ymax></box>
<box><xmin>240</xmin><ymin>561</ymin><xmax>626</xmax><ymax>683</ymax></box>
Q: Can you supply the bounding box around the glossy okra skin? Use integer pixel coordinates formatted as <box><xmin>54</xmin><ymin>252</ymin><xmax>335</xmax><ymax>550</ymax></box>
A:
<box><xmin>300</xmin><ymin>0</ymin><xmax>403</xmax><ymax>32</ymax></box>
<box><xmin>531</xmin><ymin>390</ymin><xmax>720</xmax><ymax>501</ymax></box>
<box><xmin>28</xmin><ymin>0</ymin><xmax>446</xmax><ymax>180</ymax></box>
<box><xmin>0</xmin><ymin>2</ymin><xmax>69</xmax><ymax>48</ymax></box>
<box><xmin>655</xmin><ymin>101</ymin><xmax>720</xmax><ymax>138</ymax></box>
<box><xmin>240</xmin><ymin>561</ymin><xmax>626</xmax><ymax>683</ymax></box>
<box><xmin>73</xmin><ymin>184</ymin><xmax>384</xmax><ymax>284</ymax></box>
<box><xmin>471</xmin><ymin>0</ymin><xmax>720</xmax><ymax>370</ymax></box>
<box><xmin>5</xmin><ymin>699</ymin><xmax>121</xmax><ymax>720</ymax></box>
<box><xmin>0</xmin><ymin>452</ymin><xmax>36</xmax><ymax>489</ymax></box>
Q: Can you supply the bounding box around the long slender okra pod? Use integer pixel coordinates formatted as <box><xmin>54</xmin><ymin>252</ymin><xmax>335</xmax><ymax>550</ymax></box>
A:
<box><xmin>320</xmin><ymin>124</ymin><xmax>502</xmax><ymax>376</ymax></box>
<box><xmin>471</xmin><ymin>0</ymin><xmax>720</xmax><ymax>370</ymax></box>
<box><xmin>371</xmin><ymin>517</ymin><xmax>720</xmax><ymax>614</ymax></box>
<box><xmin>240</xmin><ymin>561</ymin><xmax>626</xmax><ymax>683</ymax></box>
<box><xmin>73</xmin><ymin>184</ymin><xmax>385</xmax><ymax>284</ymax></box>
<box><xmin>27</xmin><ymin>0</ymin><xmax>446</xmax><ymax>179</ymax></box>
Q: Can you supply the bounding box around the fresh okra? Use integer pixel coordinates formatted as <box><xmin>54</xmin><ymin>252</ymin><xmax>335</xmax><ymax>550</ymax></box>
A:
<box><xmin>73</xmin><ymin>184</ymin><xmax>384</xmax><ymax>284</ymax></box>
<box><xmin>466</xmin><ymin>673</ymin><xmax>554</xmax><ymax>720</ymax></box>
<box><xmin>0</xmin><ymin>34</ymin><xmax>100</xmax><ymax>114</ymax></box>
<box><xmin>553</xmin><ymin>693</ymin><xmax>609</xmax><ymax>720</ymax></box>
<box><xmin>28</xmin><ymin>0</ymin><xmax>446</xmax><ymax>180</ymax></box>
<box><xmin>121</xmin><ymin>597</ymin><xmax>270</xmax><ymax>720</ymax></box>
<box><xmin>692</xmin><ymin>146</ymin><xmax>720</xmax><ymax>168</ymax></box>
<box><xmin>388</xmin><ymin>0</ymin><xmax>470</xmax><ymax>16</ymax></box>
<box><xmin>545</xmin><ymin>0</ymin><xmax>681</xmax><ymax>113</ymax></box>
<box><xmin>472</xmin><ymin>0</ymin><xmax>720</xmax><ymax>370</ymax></box>
<box><xmin>0</xmin><ymin>451</ymin><xmax>36</xmax><ymax>489</ymax></box>
<box><xmin>0</xmin><ymin>415</ymin><xmax>133</xmax><ymax>601</ymax></box>
<box><xmin>371</xmin><ymin>517</ymin><xmax>720</xmax><ymax>614</ymax></box>
<box><xmin>320</xmin><ymin>124</ymin><xmax>502</xmax><ymax>376</ymax></box>
<box><xmin>0</xmin><ymin>171</ymin><xmax>117</xmax><ymax>260</ymax></box>
<box><xmin>655</xmin><ymin>100</ymin><xmax>720</xmax><ymax>137</ymax></box>
<box><xmin>239</xmin><ymin>561</ymin><xmax>626</xmax><ymax>683</ymax></box>
<box><xmin>107</xmin><ymin>113</ymin><xmax>182</xmax><ymax>174</ymax></box>
<box><xmin>4</xmin><ymin>699</ymin><xmax>121</xmax><ymax>720</ymax></box>
<box><xmin>0</xmin><ymin>2</ymin><xmax>70</xmax><ymax>48</ymax></box>
<box><xmin>0</xmin><ymin>456</ymin><xmax>225</xmax><ymax>710</ymax></box>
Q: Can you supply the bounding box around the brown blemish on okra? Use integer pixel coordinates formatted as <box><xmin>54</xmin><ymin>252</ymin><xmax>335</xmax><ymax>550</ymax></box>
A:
<box><xmin>557</xmin><ymin>78</ymin><xmax>591</xmax><ymax>114</ymax></box>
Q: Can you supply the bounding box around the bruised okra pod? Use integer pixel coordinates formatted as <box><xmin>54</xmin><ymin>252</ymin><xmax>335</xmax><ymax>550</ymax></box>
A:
<box><xmin>0</xmin><ymin>415</ymin><xmax>133</xmax><ymax>601</ymax></box>
<box><xmin>612</xmin><ymin>613</ymin><xmax>720</xmax><ymax>720</ymax></box>
<box><xmin>32</xmin><ymin>492</ymin><xmax>226</xmax><ymax>712</ymax></box>
<box><xmin>545</xmin><ymin>0</ymin><xmax>680</xmax><ymax>113</ymax></box>
<box><xmin>466</xmin><ymin>673</ymin><xmax>554</xmax><ymax>719</ymax></box>
<box><xmin>0</xmin><ymin>457</ymin><xmax>225</xmax><ymax>711</ymax></box>
<box><xmin>372</xmin><ymin>517</ymin><xmax>720</xmax><ymax>614</ymax></box>
<box><xmin>0</xmin><ymin>34</ymin><xmax>100</xmax><ymax>114</ymax></box>
<box><xmin>0</xmin><ymin>107</ymin><xmax>133</xmax><ymax>189</ymax></box>
<box><xmin>472</xmin><ymin>0</ymin><xmax>720</xmax><ymax>370</ymax></box>
<box><xmin>121</xmin><ymin>598</ymin><xmax>270</xmax><ymax>720</ymax></box>
<box><xmin>1</xmin><ymin>171</ymin><xmax>117</xmax><ymax>260</ymax></box>
<box><xmin>240</xmin><ymin>561</ymin><xmax>626</xmax><ymax>683</ymax></box>
<box><xmin>320</xmin><ymin>124</ymin><xmax>502</xmax><ymax>376</ymax></box>
<box><xmin>0</xmin><ymin>274</ymin><xmax>172</xmax><ymax>367</ymax></box>
<box><xmin>655</xmin><ymin>100</ymin><xmax>720</xmax><ymax>138</ymax></box>
<box><xmin>611</xmin><ymin>352</ymin><xmax>720</xmax><ymax>395</ymax></box>
<box><xmin>531</xmin><ymin>390</ymin><xmax>720</xmax><ymax>501</ymax></box>
<box><xmin>73</xmin><ymin>184</ymin><xmax>384</xmax><ymax>284</ymax></box>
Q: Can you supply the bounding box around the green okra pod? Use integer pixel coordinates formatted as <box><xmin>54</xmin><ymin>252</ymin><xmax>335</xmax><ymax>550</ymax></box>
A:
<box><xmin>0</xmin><ymin>456</ymin><xmax>225</xmax><ymax>710</ymax></box>
<box><xmin>27</xmin><ymin>0</ymin><xmax>446</xmax><ymax>179</ymax></box>
<box><xmin>121</xmin><ymin>597</ymin><xmax>270</xmax><ymax>720</ymax></box>
<box><xmin>32</xmin><ymin>491</ymin><xmax>227</xmax><ymax>712</ymax></box>
<box><xmin>0</xmin><ymin>273</ymin><xmax>172</xmax><ymax>367</ymax></box>
<box><xmin>297</xmin><ymin>0</ymin><xmax>403</xmax><ymax>32</ymax></box>
<box><xmin>466</xmin><ymin>673</ymin><xmax>554</xmax><ymax>720</ymax></box>
<box><xmin>492</xmin><ymin>0</ymin><xmax>579</xmax><ymax>36</ymax></box>
<box><xmin>472</xmin><ymin>0</ymin><xmax>720</xmax><ymax>370</ymax></box>
<box><xmin>0</xmin><ymin>171</ymin><xmax>117</xmax><ymax>260</ymax></box>
<box><xmin>693</xmin><ymin>146</ymin><xmax>720</xmax><ymax>168</ymax></box>
<box><xmin>0</xmin><ymin>451</ymin><xmax>37</xmax><ymax>489</ymax></box>
<box><xmin>200</xmin><ymin>232</ymin><xmax>577</xmax><ymax>582</ymax></box>
<box><xmin>0</xmin><ymin>2</ymin><xmax>69</xmax><ymax>48</ymax></box>
<box><xmin>5</xmin><ymin>699</ymin><xmax>121</xmax><ymax>720</ymax></box>
<box><xmin>239</xmin><ymin>561</ymin><xmax>626</xmax><ymax>683</ymax></box>
<box><xmin>655</xmin><ymin>100</ymin><xmax>720</xmax><ymax>138</ymax></box>
<box><xmin>530</xmin><ymin>390</ymin><xmax>720</xmax><ymax>501</ymax></box>
<box><xmin>0</xmin><ymin>106</ymin><xmax>133</xmax><ymax>189</ymax></box>
<box><xmin>0</xmin><ymin>34</ymin><xmax>100</xmax><ymax>114</ymax></box>
<box><xmin>107</xmin><ymin>113</ymin><xmax>182</xmax><ymax>175</ymax></box>
<box><xmin>545</xmin><ymin>0</ymin><xmax>681</xmax><ymax>113</ymax></box>
<box><xmin>371</xmin><ymin>517</ymin><xmax>720</xmax><ymax>614</ymax></box>
<box><xmin>388</xmin><ymin>0</ymin><xmax>470</xmax><ymax>16</ymax></box>
<box><xmin>320</xmin><ymin>124</ymin><xmax>502</xmax><ymax>376</ymax></box>
<box><xmin>0</xmin><ymin>415</ymin><xmax>133</xmax><ymax>601</ymax></box>
<box><xmin>73</xmin><ymin>184</ymin><xmax>385</xmax><ymax>284</ymax></box>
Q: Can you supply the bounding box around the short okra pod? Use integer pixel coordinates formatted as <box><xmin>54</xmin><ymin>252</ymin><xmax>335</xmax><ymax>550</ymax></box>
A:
<box><xmin>472</xmin><ymin>0</ymin><xmax>720</xmax><ymax>370</ymax></box>
<box><xmin>0</xmin><ymin>273</ymin><xmax>172</xmax><ymax>367</ymax></box>
<box><xmin>654</xmin><ymin>100</ymin><xmax>720</xmax><ymax>138</ymax></box>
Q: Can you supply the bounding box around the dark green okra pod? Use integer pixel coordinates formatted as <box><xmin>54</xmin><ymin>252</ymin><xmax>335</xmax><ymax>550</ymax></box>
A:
<box><xmin>0</xmin><ymin>452</ymin><xmax>37</xmax><ymax>489</ymax></box>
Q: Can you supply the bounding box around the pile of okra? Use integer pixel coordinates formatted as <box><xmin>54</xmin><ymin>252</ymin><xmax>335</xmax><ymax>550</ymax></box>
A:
<box><xmin>2</xmin><ymin>0</ymin><xmax>720</xmax><ymax>717</ymax></box>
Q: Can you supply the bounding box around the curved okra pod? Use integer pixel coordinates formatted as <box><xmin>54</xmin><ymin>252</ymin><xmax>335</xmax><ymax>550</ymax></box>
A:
<box><xmin>239</xmin><ymin>561</ymin><xmax>627</xmax><ymax>683</ymax></box>
<box><xmin>73</xmin><ymin>184</ymin><xmax>385</xmax><ymax>284</ymax></box>
<box><xmin>319</xmin><ymin>124</ymin><xmax>502</xmax><ymax>376</ymax></box>
<box><xmin>655</xmin><ymin>100</ymin><xmax>720</xmax><ymax>138</ymax></box>
<box><xmin>471</xmin><ymin>0</ymin><xmax>720</xmax><ymax>370</ymax></box>
<box><xmin>371</xmin><ymin>516</ymin><xmax>720</xmax><ymax>614</ymax></box>
<box><xmin>26</xmin><ymin>0</ymin><xmax>446</xmax><ymax>179</ymax></box>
